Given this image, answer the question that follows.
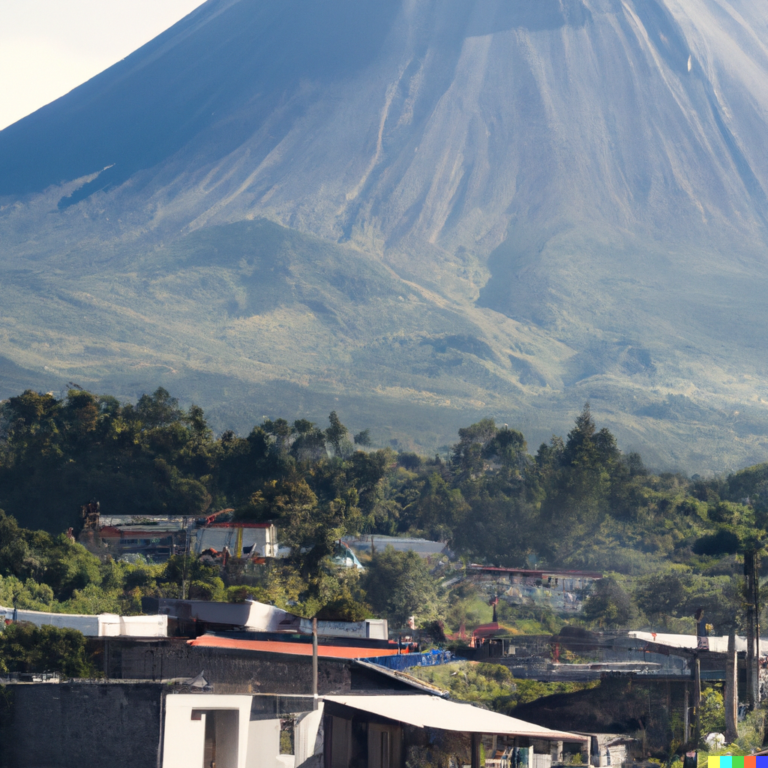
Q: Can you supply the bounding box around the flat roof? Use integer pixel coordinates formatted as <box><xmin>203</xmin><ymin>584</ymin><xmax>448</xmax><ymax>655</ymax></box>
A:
<box><xmin>97</xmin><ymin>526</ymin><xmax>181</xmax><ymax>537</ymax></box>
<box><xmin>208</xmin><ymin>522</ymin><xmax>274</xmax><ymax>529</ymax></box>
<box><xmin>469</xmin><ymin>566</ymin><xmax>603</xmax><ymax>578</ymax></box>
<box><xmin>628</xmin><ymin>631</ymin><xmax>768</xmax><ymax>656</ymax></box>
<box><xmin>342</xmin><ymin>536</ymin><xmax>448</xmax><ymax>555</ymax></box>
<box><xmin>187</xmin><ymin>635</ymin><xmax>400</xmax><ymax>659</ymax></box>
<box><xmin>324</xmin><ymin>695</ymin><xmax>588</xmax><ymax>740</ymax></box>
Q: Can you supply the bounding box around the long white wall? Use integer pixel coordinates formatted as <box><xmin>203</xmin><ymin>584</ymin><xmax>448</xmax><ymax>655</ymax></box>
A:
<box><xmin>0</xmin><ymin>607</ymin><xmax>167</xmax><ymax>637</ymax></box>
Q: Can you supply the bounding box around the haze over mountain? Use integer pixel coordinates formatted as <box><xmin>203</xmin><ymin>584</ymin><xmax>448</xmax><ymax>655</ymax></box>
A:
<box><xmin>1</xmin><ymin>0</ymin><xmax>768</xmax><ymax>471</ymax></box>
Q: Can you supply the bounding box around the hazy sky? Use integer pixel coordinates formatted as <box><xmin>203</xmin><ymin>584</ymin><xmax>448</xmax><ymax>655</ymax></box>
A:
<box><xmin>0</xmin><ymin>0</ymin><xmax>207</xmax><ymax>131</ymax></box>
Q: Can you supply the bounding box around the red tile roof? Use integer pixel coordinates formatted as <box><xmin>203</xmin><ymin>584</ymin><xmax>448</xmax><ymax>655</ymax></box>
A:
<box><xmin>472</xmin><ymin>622</ymin><xmax>506</xmax><ymax>639</ymax></box>
<box><xmin>187</xmin><ymin>635</ymin><xmax>402</xmax><ymax>659</ymax></box>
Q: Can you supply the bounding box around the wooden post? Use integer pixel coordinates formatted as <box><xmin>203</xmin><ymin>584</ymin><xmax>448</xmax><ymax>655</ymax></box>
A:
<box><xmin>725</xmin><ymin>632</ymin><xmax>738</xmax><ymax>743</ymax></box>
<box><xmin>683</xmin><ymin>682</ymin><xmax>690</xmax><ymax>744</ymax></box>
<box><xmin>471</xmin><ymin>733</ymin><xmax>481</xmax><ymax>768</ymax></box>
<box><xmin>312</xmin><ymin>617</ymin><xmax>319</xmax><ymax>709</ymax></box>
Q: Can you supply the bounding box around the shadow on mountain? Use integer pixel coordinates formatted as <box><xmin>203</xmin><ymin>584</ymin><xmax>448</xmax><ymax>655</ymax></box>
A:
<box><xmin>627</xmin><ymin>0</ymin><xmax>689</xmax><ymax>74</ymax></box>
<box><xmin>156</xmin><ymin>218</ymin><xmax>408</xmax><ymax>318</ymax></box>
<box><xmin>467</xmin><ymin>0</ymin><xmax>591</xmax><ymax>36</ymax></box>
<box><xmin>1</xmin><ymin>0</ymin><xmax>403</xmax><ymax>201</ymax></box>
<box><xmin>0</xmin><ymin>356</ymin><xmax>60</xmax><ymax>399</ymax></box>
<box><xmin>421</xmin><ymin>334</ymin><xmax>496</xmax><ymax>361</ymax></box>
<box><xmin>635</xmin><ymin>394</ymin><xmax>714</xmax><ymax>422</ymax></box>
<box><xmin>509</xmin><ymin>355</ymin><xmax>548</xmax><ymax>387</ymax></box>
<box><xmin>562</xmin><ymin>342</ymin><xmax>656</xmax><ymax>386</ymax></box>
<box><xmin>475</xmin><ymin>228</ymin><xmax>566</xmax><ymax>324</ymax></box>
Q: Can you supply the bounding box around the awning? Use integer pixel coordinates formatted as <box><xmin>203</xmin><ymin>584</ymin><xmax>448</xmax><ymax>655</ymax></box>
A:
<box><xmin>324</xmin><ymin>695</ymin><xmax>587</xmax><ymax>741</ymax></box>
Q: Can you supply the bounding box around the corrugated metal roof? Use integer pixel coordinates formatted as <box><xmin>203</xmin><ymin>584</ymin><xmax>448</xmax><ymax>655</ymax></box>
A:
<box><xmin>324</xmin><ymin>695</ymin><xmax>588</xmax><ymax>740</ymax></box>
<box><xmin>352</xmin><ymin>660</ymin><xmax>448</xmax><ymax>695</ymax></box>
<box><xmin>343</xmin><ymin>536</ymin><xmax>448</xmax><ymax>557</ymax></box>
<box><xmin>96</xmin><ymin>525</ymin><xmax>181</xmax><ymax>539</ymax></box>
<box><xmin>628</xmin><ymin>631</ymin><xmax>767</xmax><ymax>655</ymax></box>
<box><xmin>187</xmin><ymin>635</ymin><xmax>401</xmax><ymax>659</ymax></box>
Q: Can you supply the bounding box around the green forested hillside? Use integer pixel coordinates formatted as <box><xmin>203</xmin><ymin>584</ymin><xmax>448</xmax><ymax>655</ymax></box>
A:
<box><xmin>0</xmin><ymin>386</ymin><xmax>766</xmax><ymax>630</ymax></box>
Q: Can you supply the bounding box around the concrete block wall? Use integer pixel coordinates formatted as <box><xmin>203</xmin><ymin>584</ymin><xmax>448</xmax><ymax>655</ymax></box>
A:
<box><xmin>117</xmin><ymin>644</ymin><xmax>352</xmax><ymax>694</ymax></box>
<box><xmin>5</xmin><ymin>682</ymin><xmax>163</xmax><ymax>768</ymax></box>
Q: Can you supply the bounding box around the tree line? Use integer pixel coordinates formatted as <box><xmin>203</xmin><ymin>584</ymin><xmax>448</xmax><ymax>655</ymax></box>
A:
<box><xmin>0</xmin><ymin>387</ymin><xmax>766</xmax><ymax>634</ymax></box>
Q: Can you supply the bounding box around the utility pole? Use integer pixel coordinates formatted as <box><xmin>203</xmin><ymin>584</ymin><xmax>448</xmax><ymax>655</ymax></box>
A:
<box><xmin>312</xmin><ymin>617</ymin><xmax>319</xmax><ymax>710</ymax></box>
<box><xmin>181</xmin><ymin>516</ymin><xmax>191</xmax><ymax>601</ymax></box>
<box><xmin>745</xmin><ymin>550</ymin><xmax>760</xmax><ymax>709</ymax></box>
<box><xmin>693</xmin><ymin>655</ymin><xmax>701</xmax><ymax>747</ymax></box>
<box><xmin>725</xmin><ymin>632</ymin><xmax>739</xmax><ymax>743</ymax></box>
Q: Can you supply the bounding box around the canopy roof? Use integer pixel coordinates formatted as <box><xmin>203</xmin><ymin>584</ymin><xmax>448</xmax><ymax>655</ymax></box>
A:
<box><xmin>324</xmin><ymin>695</ymin><xmax>587</xmax><ymax>741</ymax></box>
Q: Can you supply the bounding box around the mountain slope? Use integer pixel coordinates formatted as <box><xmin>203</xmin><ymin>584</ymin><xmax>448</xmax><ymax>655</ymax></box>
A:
<box><xmin>1</xmin><ymin>0</ymin><xmax>768</xmax><ymax>471</ymax></box>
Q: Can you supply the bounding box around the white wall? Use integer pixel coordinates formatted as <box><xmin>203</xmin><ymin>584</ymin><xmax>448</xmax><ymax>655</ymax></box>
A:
<box><xmin>246</xmin><ymin>719</ymin><xmax>282</xmax><ymax>768</ymax></box>
<box><xmin>0</xmin><ymin>607</ymin><xmax>168</xmax><ymax>637</ymax></box>
<box><xmin>163</xmin><ymin>694</ymin><xmax>252</xmax><ymax>768</ymax></box>
<box><xmin>1</xmin><ymin>607</ymin><xmax>99</xmax><ymax>635</ymax></box>
<box><xmin>295</xmin><ymin>705</ymin><xmax>324</xmax><ymax>767</ymax></box>
<box><xmin>101</xmin><ymin>614</ymin><xmax>168</xmax><ymax>637</ymax></box>
<box><xmin>163</xmin><ymin>698</ymin><xmax>207</xmax><ymax>768</ymax></box>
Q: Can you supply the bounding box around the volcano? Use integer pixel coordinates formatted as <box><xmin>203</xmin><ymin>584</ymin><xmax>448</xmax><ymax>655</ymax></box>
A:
<box><xmin>1</xmin><ymin>0</ymin><xmax>768</xmax><ymax>471</ymax></box>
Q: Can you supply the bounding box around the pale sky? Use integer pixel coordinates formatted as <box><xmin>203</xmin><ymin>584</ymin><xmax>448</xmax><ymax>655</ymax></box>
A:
<box><xmin>0</xmin><ymin>0</ymin><xmax>207</xmax><ymax>131</ymax></box>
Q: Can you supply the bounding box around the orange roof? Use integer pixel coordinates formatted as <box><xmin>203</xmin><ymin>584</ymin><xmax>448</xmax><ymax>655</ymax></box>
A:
<box><xmin>472</xmin><ymin>622</ymin><xmax>505</xmax><ymax>638</ymax></box>
<box><xmin>188</xmin><ymin>635</ymin><xmax>401</xmax><ymax>659</ymax></box>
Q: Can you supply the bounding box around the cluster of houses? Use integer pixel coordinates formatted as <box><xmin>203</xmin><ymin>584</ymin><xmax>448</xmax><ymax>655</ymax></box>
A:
<box><xmin>0</xmin><ymin>597</ymin><xmax>604</xmax><ymax>768</ymax></box>
<box><xmin>9</xmin><ymin>510</ymin><xmax>758</xmax><ymax>765</ymax></box>
<box><xmin>464</xmin><ymin>565</ymin><xmax>603</xmax><ymax>614</ymax></box>
<box><xmin>77</xmin><ymin>506</ymin><xmax>280</xmax><ymax>564</ymax></box>
<box><xmin>75</xmin><ymin>508</ymin><xmax>604</xmax><ymax>617</ymax></box>
<box><xmin>5</xmin><ymin>587</ymin><xmax>768</xmax><ymax>768</ymax></box>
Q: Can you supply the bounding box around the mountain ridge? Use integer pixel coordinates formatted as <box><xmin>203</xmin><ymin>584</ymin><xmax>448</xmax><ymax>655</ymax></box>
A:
<box><xmin>2</xmin><ymin>0</ymin><xmax>768</xmax><ymax>472</ymax></box>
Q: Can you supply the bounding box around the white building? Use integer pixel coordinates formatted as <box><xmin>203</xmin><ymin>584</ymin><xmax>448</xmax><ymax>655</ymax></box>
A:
<box><xmin>194</xmin><ymin>522</ymin><xmax>278</xmax><ymax>558</ymax></box>
<box><xmin>161</xmin><ymin>694</ymin><xmax>585</xmax><ymax>768</ymax></box>
<box><xmin>0</xmin><ymin>606</ymin><xmax>167</xmax><ymax>637</ymax></box>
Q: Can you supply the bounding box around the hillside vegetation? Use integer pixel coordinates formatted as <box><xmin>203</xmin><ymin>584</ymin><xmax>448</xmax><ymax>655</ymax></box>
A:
<box><xmin>0</xmin><ymin>387</ymin><xmax>766</xmax><ymax>632</ymax></box>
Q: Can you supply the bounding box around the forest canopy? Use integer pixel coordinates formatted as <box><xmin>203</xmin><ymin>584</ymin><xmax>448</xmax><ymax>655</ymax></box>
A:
<box><xmin>0</xmin><ymin>388</ymin><xmax>766</xmax><ymax>634</ymax></box>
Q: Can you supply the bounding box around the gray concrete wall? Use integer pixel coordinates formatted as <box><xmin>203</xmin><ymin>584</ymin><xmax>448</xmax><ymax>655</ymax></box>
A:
<box><xmin>118</xmin><ymin>644</ymin><xmax>352</xmax><ymax>695</ymax></box>
<box><xmin>5</xmin><ymin>682</ymin><xmax>162</xmax><ymax>768</ymax></box>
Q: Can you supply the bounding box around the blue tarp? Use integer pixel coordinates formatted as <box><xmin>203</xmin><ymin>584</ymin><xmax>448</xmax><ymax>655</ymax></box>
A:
<box><xmin>367</xmin><ymin>650</ymin><xmax>454</xmax><ymax>671</ymax></box>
